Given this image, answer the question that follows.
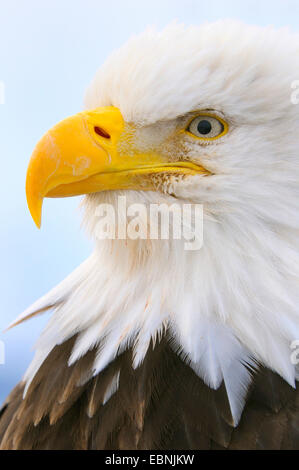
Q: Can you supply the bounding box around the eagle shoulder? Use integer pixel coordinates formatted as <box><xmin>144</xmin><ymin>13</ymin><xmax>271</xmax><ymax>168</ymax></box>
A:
<box><xmin>0</xmin><ymin>334</ymin><xmax>298</xmax><ymax>450</ymax></box>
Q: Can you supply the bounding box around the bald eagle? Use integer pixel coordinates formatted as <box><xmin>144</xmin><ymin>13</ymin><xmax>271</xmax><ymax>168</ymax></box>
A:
<box><xmin>0</xmin><ymin>20</ymin><xmax>299</xmax><ymax>450</ymax></box>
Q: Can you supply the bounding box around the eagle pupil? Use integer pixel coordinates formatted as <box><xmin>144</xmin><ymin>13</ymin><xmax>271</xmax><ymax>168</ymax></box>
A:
<box><xmin>197</xmin><ymin>120</ymin><xmax>212</xmax><ymax>135</ymax></box>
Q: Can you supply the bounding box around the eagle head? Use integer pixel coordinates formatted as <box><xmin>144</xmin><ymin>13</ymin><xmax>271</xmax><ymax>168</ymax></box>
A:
<box><xmin>21</xmin><ymin>20</ymin><xmax>299</xmax><ymax>424</ymax></box>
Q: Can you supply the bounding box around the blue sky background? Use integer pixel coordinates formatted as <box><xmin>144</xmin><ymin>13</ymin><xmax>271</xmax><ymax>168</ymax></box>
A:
<box><xmin>0</xmin><ymin>0</ymin><xmax>299</xmax><ymax>404</ymax></box>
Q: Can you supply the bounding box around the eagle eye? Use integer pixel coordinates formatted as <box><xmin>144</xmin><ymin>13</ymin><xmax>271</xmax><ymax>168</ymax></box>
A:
<box><xmin>186</xmin><ymin>113</ymin><xmax>228</xmax><ymax>141</ymax></box>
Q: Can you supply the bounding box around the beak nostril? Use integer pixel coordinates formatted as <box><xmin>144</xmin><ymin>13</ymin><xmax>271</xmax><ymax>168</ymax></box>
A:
<box><xmin>94</xmin><ymin>126</ymin><xmax>111</xmax><ymax>139</ymax></box>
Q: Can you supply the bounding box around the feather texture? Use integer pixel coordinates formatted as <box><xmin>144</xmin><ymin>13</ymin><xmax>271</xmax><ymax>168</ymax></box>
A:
<box><xmin>0</xmin><ymin>334</ymin><xmax>298</xmax><ymax>450</ymax></box>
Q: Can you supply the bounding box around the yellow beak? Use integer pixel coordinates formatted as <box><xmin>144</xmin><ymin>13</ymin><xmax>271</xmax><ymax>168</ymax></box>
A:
<box><xmin>26</xmin><ymin>106</ymin><xmax>207</xmax><ymax>228</ymax></box>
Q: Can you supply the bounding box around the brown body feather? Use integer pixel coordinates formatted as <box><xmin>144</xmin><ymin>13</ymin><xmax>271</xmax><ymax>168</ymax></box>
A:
<box><xmin>0</xmin><ymin>334</ymin><xmax>298</xmax><ymax>450</ymax></box>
